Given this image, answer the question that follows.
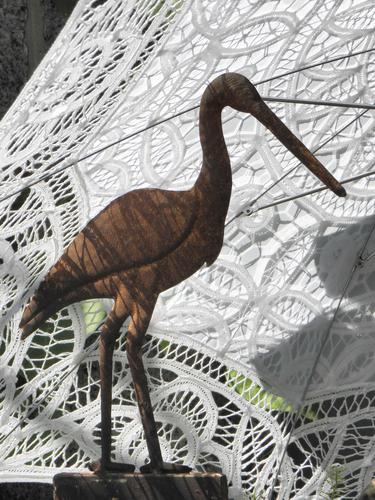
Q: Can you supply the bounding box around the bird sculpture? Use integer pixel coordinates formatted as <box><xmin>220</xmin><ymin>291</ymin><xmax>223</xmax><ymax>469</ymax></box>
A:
<box><xmin>20</xmin><ymin>73</ymin><xmax>346</xmax><ymax>475</ymax></box>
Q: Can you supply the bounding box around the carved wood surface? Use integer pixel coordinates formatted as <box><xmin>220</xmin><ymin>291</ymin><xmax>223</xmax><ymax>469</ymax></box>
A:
<box><xmin>1</xmin><ymin>1</ymin><xmax>374</xmax><ymax>498</ymax></box>
<box><xmin>53</xmin><ymin>472</ymin><xmax>228</xmax><ymax>500</ymax></box>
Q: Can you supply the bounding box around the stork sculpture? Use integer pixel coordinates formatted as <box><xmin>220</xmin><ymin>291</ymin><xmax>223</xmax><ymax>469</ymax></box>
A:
<box><xmin>20</xmin><ymin>73</ymin><xmax>346</xmax><ymax>474</ymax></box>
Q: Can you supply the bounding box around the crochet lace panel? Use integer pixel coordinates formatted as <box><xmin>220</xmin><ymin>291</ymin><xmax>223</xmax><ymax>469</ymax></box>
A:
<box><xmin>0</xmin><ymin>0</ymin><xmax>374</xmax><ymax>498</ymax></box>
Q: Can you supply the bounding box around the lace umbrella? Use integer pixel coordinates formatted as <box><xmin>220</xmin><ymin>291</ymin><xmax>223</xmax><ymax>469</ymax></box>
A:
<box><xmin>0</xmin><ymin>0</ymin><xmax>374</xmax><ymax>498</ymax></box>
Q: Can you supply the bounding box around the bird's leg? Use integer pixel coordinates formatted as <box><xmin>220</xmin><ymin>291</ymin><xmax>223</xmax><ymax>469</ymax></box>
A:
<box><xmin>126</xmin><ymin>303</ymin><xmax>191</xmax><ymax>474</ymax></box>
<box><xmin>126</xmin><ymin>331</ymin><xmax>163</xmax><ymax>468</ymax></box>
<box><xmin>89</xmin><ymin>306</ymin><xmax>135</xmax><ymax>474</ymax></box>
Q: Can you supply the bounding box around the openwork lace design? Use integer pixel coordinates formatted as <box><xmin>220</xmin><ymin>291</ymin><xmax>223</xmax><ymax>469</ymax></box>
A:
<box><xmin>0</xmin><ymin>1</ymin><xmax>374</xmax><ymax>498</ymax></box>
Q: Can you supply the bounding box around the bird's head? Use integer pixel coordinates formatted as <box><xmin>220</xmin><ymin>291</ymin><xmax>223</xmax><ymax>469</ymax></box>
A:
<box><xmin>204</xmin><ymin>73</ymin><xmax>262</xmax><ymax>112</ymax></box>
<box><xmin>204</xmin><ymin>72</ymin><xmax>346</xmax><ymax>198</ymax></box>
<box><xmin>222</xmin><ymin>72</ymin><xmax>263</xmax><ymax>113</ymax></box>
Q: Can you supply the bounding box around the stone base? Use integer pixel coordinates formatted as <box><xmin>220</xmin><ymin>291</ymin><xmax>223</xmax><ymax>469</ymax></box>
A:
<box><xmin>53</xmin><ymin>471</ymin><xmax>228</xmax><ymax>500</ymax></box>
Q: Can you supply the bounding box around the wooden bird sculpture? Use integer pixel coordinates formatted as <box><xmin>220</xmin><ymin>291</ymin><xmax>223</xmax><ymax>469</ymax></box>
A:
<box><xmin>20</xmin><ymin>73</ymin><xmax>346</xmax><ymax>474</ymax></box>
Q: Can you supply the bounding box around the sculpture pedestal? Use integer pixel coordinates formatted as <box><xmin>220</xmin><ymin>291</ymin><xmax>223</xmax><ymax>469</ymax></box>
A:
<box><xmin>53</xmin><ymin>471</ymin><xmax>228</xmax><ymax>500</ymax></box>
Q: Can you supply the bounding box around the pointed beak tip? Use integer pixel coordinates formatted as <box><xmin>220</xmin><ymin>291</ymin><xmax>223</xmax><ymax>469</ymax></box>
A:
<box><xmin>20</xmin><ymin>327</ymin><xmax>31</xmax><ymax>341</ymax></box>
<box><xmin>336</xmin><ymin>185</ymin><xmax>346</xmax><ymax>197</ymax></box>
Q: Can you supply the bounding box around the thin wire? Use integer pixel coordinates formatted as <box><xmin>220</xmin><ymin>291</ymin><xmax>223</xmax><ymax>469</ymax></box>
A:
<box><xmin>1</xmin><ymin>98</ymin><xmax>370</xmax><ymax>206</ymax></box>
<box><xmin>268</xmin><ymin>219</ymin><xmax>375</xmax><ymax>499</ymax></box>
<box><xmin>226</xmin><ymin>109</ymin><xmax>368</xmax><ymax>226</ymax></box>
<box><xmin>4</xmin><ymin>60</ymin><xmax>370</xmax><ymax>432</ymax></box>
<box><xmin>1</xmin><ymin>48</ymin><xmax>373</xmax><ymax>205</ymax></box>
<box><xmin>2</xmin><ymin>45</ymin><xmax>373</xmax><ymax>461</ymax></box>
<box><xmin>257</xmin><ymin>47</ymin><xmax>375</xmax><ymax>85</ymax></box>
<box><xmin>7</xmin><ymin>172</ymin><xmax>373</xmax><ymax>453</ymax></box>
<box><xmin>263</xmin><ymin>96</ymin><xmax>375</xmax><ymax>110</ymax></box>
<box><xmin>0</xmin><ymin>105</ymin><xmax>198</xmax><ymax>205</ymax></box>
<box><xmin>253</xmin><ymin>164</ymin><xmax>375</xmax><ymax>213</ymax></box>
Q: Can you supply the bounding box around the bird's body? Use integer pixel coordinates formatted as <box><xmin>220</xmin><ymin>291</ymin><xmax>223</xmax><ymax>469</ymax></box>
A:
<box><xmin>21</xmin><ymin>185</ymin><xmax>228</xmax><ymax>333</ymax></box>
<box><xmin>20</xmin><ymin>73</ymin><xmax>345</xmax><ymax>474</ymax></box>
<box><xmin>28</xmin><ymin>185</ymin><xmax>223</xmax><ymax>325</ymax></box>
<box><xmin>21</xmin><ymin>80</ymin><xmax>233</xmax><ymax>334</ymax></box>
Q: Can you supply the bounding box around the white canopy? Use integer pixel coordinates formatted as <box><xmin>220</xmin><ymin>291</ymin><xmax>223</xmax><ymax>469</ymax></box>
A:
<box><xmin>0</xmin><ymin>0</ymin><xmax>374</xmax><ymax>497</ymax></box>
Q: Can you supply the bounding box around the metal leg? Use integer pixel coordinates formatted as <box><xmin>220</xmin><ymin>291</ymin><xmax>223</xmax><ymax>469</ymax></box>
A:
<box><xmin>90</xmin><ymin>302</ymin><xmax>135</xmax><ymax>474</ymax></box>
<box><xmin>127</xmin><ymin>335</ymin><xmax>164</xmax><ymax>468</ymax></box>
<box><xmin>126</xmin><ymin>302</ymin><xmax>191</xmax><ymax>474</ymax></box>
<box><xmin>99</xmin><ymin>328</ymin><xmax>117</xmax><ymax>468</ymax></box>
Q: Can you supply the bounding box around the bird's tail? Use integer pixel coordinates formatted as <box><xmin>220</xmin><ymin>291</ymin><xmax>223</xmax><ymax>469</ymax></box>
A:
<box><xmin>19</xmin><ymin>252</ymin><xmax>80</xmax><ymax>339</ymax></box>
<box><xmin>19</xmin><ymin>294</ymin><xmax>58</xmax><ymax>340</ymax></box>
<box><xmin>19</xmin><ymin>275</ymin><xmax>93</xmax><ymax>340</ymax></box>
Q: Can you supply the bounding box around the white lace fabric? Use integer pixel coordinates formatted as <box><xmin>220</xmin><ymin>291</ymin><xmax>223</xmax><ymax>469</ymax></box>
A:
<box><xmin>0</xmin><ymin>0</ymin><xmax>374</xmax><ymax>498</ymax></box>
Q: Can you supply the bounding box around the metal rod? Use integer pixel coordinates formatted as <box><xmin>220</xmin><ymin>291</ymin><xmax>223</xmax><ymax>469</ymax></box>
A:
<box><xmin>1</xmin><ymin>49</ymin><xmax>373</xmax><ymax>204</ymax></box>
<box><xmin>258</xmin><ymin>47</ymin><xmax>375</xmax><ymax>85</ymax></box>
<box><xmin>225</xmin><ymin>109</ymin><xmax>368</xmax><ymax>225</ymax></box>
<box><xmin>268</xmin><ymin>218</ymin><xmax>375</xmax><ymax>499</ymax></box>
<box><xmin>0</xmin><ymin>106</ymin><xmax>198</xmax><ymax>205</ymax></box>
<box><xmin>1</xmin><ymin>97</ymin><xmax>370</xmax><ymax>205</ymax></box>
<box><xmin>263</xmin><ymin>96</ymin><xmax>375</xmax><ymax>110</ymax></box>
<box><xmin>253</xmin><ymin>165</ymin><xmax>375</xmax><ymax>213</ymax></box>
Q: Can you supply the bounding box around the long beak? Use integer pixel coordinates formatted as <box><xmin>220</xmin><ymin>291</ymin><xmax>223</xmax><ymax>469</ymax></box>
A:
<box><xmin>251</xmin><ymin>99</ymin><xmax>346</xmax><ymax>197</ymax></box>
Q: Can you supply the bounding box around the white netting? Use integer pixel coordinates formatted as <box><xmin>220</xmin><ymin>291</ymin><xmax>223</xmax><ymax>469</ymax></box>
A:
<box><xmin>0</xmin><ymin>0</ymin><xmax>375</xmax><ymax>498</ymax></box>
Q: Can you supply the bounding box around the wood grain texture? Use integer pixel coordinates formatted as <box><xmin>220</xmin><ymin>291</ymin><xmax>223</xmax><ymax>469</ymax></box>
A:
<box><xmin>53</xmin><ymin>472</ymin><xmax>228</xmax><ymax>500</ymax></box>
<box><xmin>20</xmin><ymin>73</ymin><xmax>345</xmax><ymax>474</ymax></box>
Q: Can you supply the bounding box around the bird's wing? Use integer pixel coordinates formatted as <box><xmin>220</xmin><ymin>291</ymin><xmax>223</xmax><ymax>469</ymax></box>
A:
<box><xmin>44</xmin><ymin>187</ymin><xmax>198</xmax><ymax>293</ymax></box>
<box><xmin>19</xmin><ymin>187</ymin><xmax>198</xmax><ymax>337</ymax></box>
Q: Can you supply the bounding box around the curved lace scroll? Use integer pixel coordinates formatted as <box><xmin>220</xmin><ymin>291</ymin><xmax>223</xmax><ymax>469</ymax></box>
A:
<box><xmin>0</xmin><ymin>0</ymin><xmax>375</xmax><ymax>498</ymax></box>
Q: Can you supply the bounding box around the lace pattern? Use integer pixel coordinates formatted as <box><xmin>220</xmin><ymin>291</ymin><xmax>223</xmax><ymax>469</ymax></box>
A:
<box><xmin>0</xmin><ymin>0</ymin><xmax>374</xmax><ymax>498</ymax></box>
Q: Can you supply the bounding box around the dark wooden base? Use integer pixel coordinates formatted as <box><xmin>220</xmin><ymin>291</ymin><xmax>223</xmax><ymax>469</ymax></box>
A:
<box><xmin>53</xmin><ymin>471</ymin><xmax>228</xmax><ymax>500</ymax></box>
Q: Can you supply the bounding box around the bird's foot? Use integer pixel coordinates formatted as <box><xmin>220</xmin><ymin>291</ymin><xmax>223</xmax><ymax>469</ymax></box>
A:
<box><xmin>140</xmin><ymin>461</ymin><xmax>192</xmax><ymax>474</ymax></box>
<box><xmin>88</xmin><ymin>459</ymin><xmax>135</xmax><ymax>474</ymax></box>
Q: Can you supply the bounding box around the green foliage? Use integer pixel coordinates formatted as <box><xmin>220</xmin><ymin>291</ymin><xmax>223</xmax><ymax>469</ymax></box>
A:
<box><xmin>227</xmin><ymin>369</ymin><xmax>294</xmax><ymax>413</ymax></box>
<box><xmin>81</xmin><ymin>300</ymin><xmax>106</xmax><ymax>334</ymax></box>
<box><xmin>249</xmin><ymin>491</ymin><xmax>266</xmax><ymax>500</ymax></box>
<box><xmin>320</xmin><ymin>465</ymin><xmax>345</xmax><ymax>500</ymax></box>
<box><xmin>227</xmin><ymin>370</ymin><xmax>317</xmax><ymax>420</ymax></box>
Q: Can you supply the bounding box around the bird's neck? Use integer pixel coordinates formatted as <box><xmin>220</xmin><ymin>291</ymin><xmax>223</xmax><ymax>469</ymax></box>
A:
<box><xmin>195</xmin><ymin>99</ymin><xmax>232</xmax><ymax>216</ymax></box>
